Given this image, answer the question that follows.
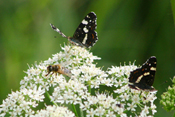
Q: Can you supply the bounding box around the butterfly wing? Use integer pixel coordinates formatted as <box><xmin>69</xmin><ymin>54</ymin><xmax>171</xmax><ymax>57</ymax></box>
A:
<box><xmin>72</xmin><ymin>12</ymin><xmax>98</xmax><ymax>48</ymax></box>
<box><xmin>128</xmin><ymin>56</ymin><xmax>157</xmax><ymax>91</ymax></box>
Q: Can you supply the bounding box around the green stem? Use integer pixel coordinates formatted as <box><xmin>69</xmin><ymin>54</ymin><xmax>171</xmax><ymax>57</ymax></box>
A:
<box><xmin>72</xmin><ymin>103</ymin><xmax>79</xmax><ymax>117</ymax></box>
<box><xmin>80</xmin><ymin>108</ymin><xmax>84</xmax><ymax>117</ymax></box>
<box><xmin>88</xmin><ymin>81</ymin><xmax>91</xmax><ymax>94</ymax></box>
<box><xmin>45</xmin><ymin>91</ymin><xmax>57</xmax><ymax>106</ymax></box>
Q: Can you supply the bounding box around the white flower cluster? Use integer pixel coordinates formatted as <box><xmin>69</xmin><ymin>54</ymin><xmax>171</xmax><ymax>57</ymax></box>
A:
<box><xmin>0</xmin><ymin>45</ymin><xmax>157</xmax><ymax>117</ymax></box>
<box><xmin>31</xmin><ymin>105</ymin><xmax>75</xmax><ymax>117</ymax></box>
<box><xmin>0</xmin><ymin>87</ymin><xmax>44</xmax><ymax>117</ymax></box>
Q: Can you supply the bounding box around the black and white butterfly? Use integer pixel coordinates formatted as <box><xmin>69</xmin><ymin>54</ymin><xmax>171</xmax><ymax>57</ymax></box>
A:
<box><xmin>50</xmin><ymin>12</ymin><xmax>98</xmax><ymax>48</ymax></box>
<box><xmin>128</xmin><ymin>56</ymin><xmax>157</xmax><ymax>91</ymax></box>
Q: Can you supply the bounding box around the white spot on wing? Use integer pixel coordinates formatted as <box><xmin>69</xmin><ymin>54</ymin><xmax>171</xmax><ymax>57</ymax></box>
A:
<box><xmin>82</xmin><ymin>19</ymin><xmax>88</xmax><ymax>25</ymax></box>
<box><xmin>83</xmin><ymin>27</ymin><xmax>88</xmax><ymax>33</ymax></box>
<box><xmin>128</xmin><ymin>82</ymin><xmax>134</xmax><ymax>85</ymax></box>
<box><xmin>136</xmin><ymin>75</ymin><xmax>143</xmax><ymax>83</ymax></box>
<box><xmin>86</xmin><ymin>15</ymin><xmax>90</xmax><ymax>18</ymax></box>
<box><xmin>135</xmin><ymin>86</ymin><xmax>140</xmax><ymax>90</ymax></box>
<box><xmin>82</xmin><ymin>34</ymin><xmax>88</xmax><ymax>44</ymax></box>
<box><xmin>150</xmin><ymin>67</ymin><xmax>156</xmax><ymax>71</ymax></box>
<box><xmin>144</xmin><ymin>72</ymin><xmax>150</xmax><ymax>76</ymax></box>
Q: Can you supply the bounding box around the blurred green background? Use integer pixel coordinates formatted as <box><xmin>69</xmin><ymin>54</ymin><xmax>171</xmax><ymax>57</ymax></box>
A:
<box><xmin>0</xmin><ymin>0</ymin><xmax>175</xmax><ymax>116</ymax></box>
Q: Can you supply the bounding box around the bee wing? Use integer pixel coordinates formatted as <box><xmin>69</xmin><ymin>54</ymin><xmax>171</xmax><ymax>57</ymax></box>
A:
<box><xmin>58</xmin><ymin>67</ymin><xmax>72</xmax><ymax>77</ymax></box>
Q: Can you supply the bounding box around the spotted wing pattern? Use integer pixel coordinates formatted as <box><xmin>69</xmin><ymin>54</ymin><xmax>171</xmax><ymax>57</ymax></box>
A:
<box><xmin>50</xmin><ymin>12</ymin><xmax>98</xmax><ymax>48</ymax></box>
<box><xmin>128</xmin><ymin>56</ymin><xmax>157</xmax><ymax>91</ymax></box>
<box><xmin>72</xmin><ymin>12</ymin><xmax>98</xmax><ymax>48</ymax></box>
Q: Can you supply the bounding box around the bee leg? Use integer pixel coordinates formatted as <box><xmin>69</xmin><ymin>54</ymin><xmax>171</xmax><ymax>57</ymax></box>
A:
<box><xmin>45</xmin><ymin>72</ymin><xmax>50</xmax><ymax>76</ymax></box>
<box><xmin>54</xmin><ymin>73</ymin><xmax>58</xmax><ymax>77</ymax></box>
<box><xmin>51</xmin><ymin>72</ymin><xmax>54</xmax><ymax>75</ymax></box>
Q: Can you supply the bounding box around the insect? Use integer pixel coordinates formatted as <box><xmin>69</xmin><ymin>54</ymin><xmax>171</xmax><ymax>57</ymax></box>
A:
<box><xmin>128</xmin><ymin>56</ymin><xmax>157</xmax><ymax>91</ymax></box>
<box><xmin>45</xmin><ymin>64</ymin><xmax>72</xmax><ymax>77</ymax></box>
<box><xmin>50</xmin><ymin>12</ymin><xmax>98</xmax><ymax>48</ymax></box>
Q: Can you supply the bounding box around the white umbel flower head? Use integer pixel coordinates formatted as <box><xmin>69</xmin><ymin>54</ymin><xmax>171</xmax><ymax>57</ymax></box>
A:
<box><xmin>0</xmin><ymin>44</ymin><xmax>157</xmax><ymax>117</ymax></box>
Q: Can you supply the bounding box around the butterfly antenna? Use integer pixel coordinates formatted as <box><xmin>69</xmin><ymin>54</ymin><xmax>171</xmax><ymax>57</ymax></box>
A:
<box><xmin>50</xmin><ymin>23</ymin><xmax>68</xmax><ymax>38</ymax></box>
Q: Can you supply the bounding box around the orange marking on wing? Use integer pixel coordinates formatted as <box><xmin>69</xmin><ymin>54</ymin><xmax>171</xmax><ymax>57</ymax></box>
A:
<box><xmin>92</xmin><ymin>34</ymin><xmax>95</xmax><ymax>39</ymax></box>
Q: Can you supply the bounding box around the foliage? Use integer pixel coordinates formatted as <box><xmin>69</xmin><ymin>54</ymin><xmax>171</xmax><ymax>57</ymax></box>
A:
<box><xmin>160</xmin><ymin>76</ymin><xmax>175</xmax><ymax>115</ymax></box>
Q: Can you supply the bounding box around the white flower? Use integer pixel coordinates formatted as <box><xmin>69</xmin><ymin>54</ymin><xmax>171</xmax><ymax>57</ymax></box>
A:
<box><xmin>118</xmin><ymin>107</ymin><xmax>127</xmax><ymax>117</ymax></box>
<box><xmin>33</xmin><ymin>105</ymin><xmax>75</xmax><ymax>117</ymax></box>
<box><xmin>151</xmin><ymin>104</ymin><xmax>157</xmax><ymax>115</ymax></box>
<box><xmin>114</xmin><ymin>79</ymin><xmax>123</xmax><ymax>87</ymax></box>
<box><xmin>114</xmin><ymin>85</ymin><xmax>128</xmax><ymax>94</ymax></box>
<box><xmin>33</xmin><ymin>76</ymin><xmax>43</xmax><ymax>84</ymax></box>
<box><xmin>86</xmin><ymin>108</ymin><xmax>95</xmax><ymax>117</ymax></box>
<box><xmin>101</xmin><ymin>101</ymin><xmax>110</xmax><ymax>109</ymax></box>
<box><xmin>147</xmin><ymin>92</ymin><xmax>157</xmax><ymax>103</ymax></box>
<box><xmin>132</xmin><ymin>94</ymin><xmax>140</xmax><ymax>104</ymax></box>
<box><xmin>120</xmin><ymin>93</ymin><xmax>129</xmax><ymax>101</ymax></box>
<box><xmin>9</xmin><ymin>111</ymin><xmax>17</xmax><ymax>117</ymax></box>
<box><xmin>72</xmin><ymin>94</ymin><xmax>81</xmax><ymax>105</ymax></box>
<box><xmin>112</xmin><ymin>103</ymin><xmax>120</xmax><ymax>112</ymax></box>
<box><xmin>81</xmin><ymin>74</ymin><xmax>91</xmax><ymax>81</ymax></box>
<box><xmin>25</xmin><ymin>67</ymin><xmax>35</xmax><ymax>76</ymax></box>
<box><xmin>19</xmin><ymin>101</ymin><xmax>30</xmax><ymax>110</ymax></box>
<box><xmin>106</xmin><ymin>110</ymin><xmax>116</xmax><ymax>117</ymax></box>
<box><xmin>108</xmin><ymin>66</ymin><xmax>120</xmax><ymax>74</ymax></box>
<box><xmin>25</xmin><ymin>109</ymin><xmax>35</xmax><ymax>116</ymax></box>
<box><xmin>101</xmin><ymin>78</ymin><xmax>113</xmax><ymax>87</ymax></box>
<box><xmin>29</xmin><ymin>86</ymin><xmax>45</xmax><ymax>101</ymax></box>
<box><xmin>13</xmin><ymin>106</ymin><xmax>22</xmax><ymax>115</ymax></box>
<box><xmin>64</xmin><ymin>89</ymin><xmax>74</xmax><ymax>99</ymax></box>
<box><xmin>97</xmin><ymin>93</ymin><xmax>106</xmax><ymax>101</ymax></box>
<box><xmin>127</xmin><ymin>102</ymin><xmax>137</xmax><ymax>111</ymax></box>
<box><xmin>106</xmin><ymin>95</ymin><xmax>115</xmax><ymax>104</ymax></box>
<box><xmin>95</xmin><ymin>106</ymin><xmax>105</xmax><ymax>116</ymax></box>
<box><xmin>58</xmin><ymin>81</ymin><xmax>67</xmax><ymax>90</ymax></box>
<box><xmin>91</xmin><ymin>80</ymin><xmax>100</xmax><ymax>88</ymax></box>
<box><xmin>73</xmin><ymin>56</ymin><xmax>82</xmax><ymax>64</ymax></box>
<box><xmin>44</xmin><ymin>57</ymin><xmax>54</xmax><ymax>64</ymax></box>
<box><xmin>87</xmin><ymin>96</ymin><xmax>98</xmax><ymax>105</ymax></box>
<box><xmin>71</xmin><ymin>69</ymin><xmax>81</xmax><ymax>77</ymax></box>
<box><xmin>81</xmin><ymin>101</ymin><xmax>90</xmax><ymax>110</ymax></box>
<box><xmin>140</xmin><ymin>105</ymin><xmax>149</xmax><ymax>116</ymax></box>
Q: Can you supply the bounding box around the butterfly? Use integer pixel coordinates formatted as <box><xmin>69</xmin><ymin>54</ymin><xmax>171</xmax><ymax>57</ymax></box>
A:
<box><xmin>50</xmin><ymin>12</ymin><xmax>98</xmax><ymax>48</ymax></box>
<box><xmin>128</xmin><ymin>56</ymin><xmax>157</xmax><ymax>91</ymax></box>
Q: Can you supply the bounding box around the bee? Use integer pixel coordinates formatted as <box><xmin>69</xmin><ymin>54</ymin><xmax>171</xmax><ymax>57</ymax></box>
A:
<box><xmin>45</xmin><ymin>64</ymin><xmax>72</xmax><ymax>77</ymax></box>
